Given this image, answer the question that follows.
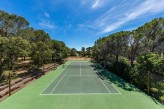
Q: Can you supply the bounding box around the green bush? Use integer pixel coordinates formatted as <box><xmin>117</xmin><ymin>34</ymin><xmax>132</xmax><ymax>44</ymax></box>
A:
<box><xmin>133</xmin><ymin>53</ymin><xmax>164</xmax><ymax>88</ymax></box>
<box><xmin>161</xmin><ymin>90</ymin><xmax>164</xmax><ymax>94</ymax></box>
<box><xmin>108</xmin><ymin>56</ymin><xmax>131</xmax><ymax>80</ymax></box>
<box><xmin>156</xmin><ymin>59</ymin><xmax>164</xmax><ymax>76</ymax></box>
<box><xmin>160</xmin><ymin>95</ymin><xmax>164</xmax><ymax>103</ymax></box>
<box><xmin>136</xmin><ymin>53</ymin><xmax>164</xmax><ymax>75</ymax></box>
<box><xmin>150</xmin><ymin>87</ymin><xmax>159</xmax><ymax>93</ymax></box>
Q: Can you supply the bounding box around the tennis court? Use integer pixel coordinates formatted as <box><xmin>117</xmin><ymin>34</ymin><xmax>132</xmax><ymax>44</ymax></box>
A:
<box><xmin>41</xmin><ymin>61</ymin><xmax>120</xmax><ymax>95</ymax></box>
<box><xmin>1</xmin><ymin>61</ymin><xmax>164</xmax><ymax>109</ymax></box>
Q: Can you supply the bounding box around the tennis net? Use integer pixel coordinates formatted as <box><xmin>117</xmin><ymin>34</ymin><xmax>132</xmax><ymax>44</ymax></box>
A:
<box><xmin>63</xmin><ymin>65</ymin><xmax>93</xmax><ymax>68</ymax></box>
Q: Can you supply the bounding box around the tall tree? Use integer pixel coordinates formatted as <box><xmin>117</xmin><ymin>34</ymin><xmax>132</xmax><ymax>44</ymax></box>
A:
<box><xmin>142</xmin><ymin>18</ymin><xmax>164</xmax><ymax>53</ymax></box>
<box><xmin>0</xmin><ymin>37</ymin><xmax>9</xmax><ymax>76</ymax></box>
<box><xmin>81</xmin><ymin>47</ymin><xmax>85</xmax><ymax>57</ymax></box>
<box><xmin>31</xmin><ymin>41</ymin><xmax>52</xmax><ymax>69</ymax></box>
<box><xmin>86</xmin><ymin>47</ymin><xmax>92</xmax><ymax>57</ymax></box>
<box><xmin>7</xmin><ymin>37</ymin><xmax>30</xmax><ymax>71</ymax></box>
<box><xmin>70</xmin><ymin>48</ymin><xmax>77</xmax><ymax>56</ymax></box>
<box><xmin>52</xmin><ymin>40</ymin><xmax>69</xmax><ymax>62</ymax></box>
<box><xmin>128</xmin><ymin>28</ymin><xmax>143</xmax><ymax>66</ymax></box>
<box><xmin>0</xmin><ymin>10</ymin><xmax>29</xmax><ymax>37</ymax></box>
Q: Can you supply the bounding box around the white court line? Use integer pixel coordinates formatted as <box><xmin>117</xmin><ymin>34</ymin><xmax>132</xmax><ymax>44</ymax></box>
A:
<box><xmin>111</xmin><ymin>84</ymin><xmax>121</xmax><ymax>94</ymax></box>
<box><xmin>80</xmin><ymin>62</ymin><xmax>81</xmax><ymax>76</ymax></box>
<box><xmin>40</xmin><ymin>92</ymin><xmax>120</xmax><ymax>96</ymax></box>
<box><xmin>40</xmin><ymin>64</ymin><xmax>72</xmax><ymax>95</ymax></box>
<box><xmin>75</xmin><ymin>61</ymin><xmax>88</xmax><ymax>62</ymax></box>
<box><xmin>41</xmin><ymin>61</ymin><xmax>121</xmax><ymax>95</ymax></box>
<box><xmin>64</xmin><ymin>75</ymin><xmax>97</xmax><ymax>77</ymax></box>
<box><xmin>50</xmin><ymin>64</ymin><xmax>72</xmax><ymax>94</ymax></box>
<box><xmin>99</xmin><ymin>78</ymin><xmax>111</xmax><ymax>94</ymax></box>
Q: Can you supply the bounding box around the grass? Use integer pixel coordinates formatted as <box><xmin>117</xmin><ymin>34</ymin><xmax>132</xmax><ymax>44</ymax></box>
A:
<box><xmin>0</xmin><ymin>61</ymin><xmax>164</xmax><ymax>109</ymax></box>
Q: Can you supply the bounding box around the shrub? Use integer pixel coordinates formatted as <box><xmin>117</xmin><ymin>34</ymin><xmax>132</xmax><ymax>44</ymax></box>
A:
<box><xmin>136</xmin><ymin>53</ymin><xmax>164</xmax><ymax>76</ymax></box>
<box><xmin>150</xmin><ymin>87</ymin><xmax>159</xmax><ymax>93</ymax></box>
<box><xmin>160</xmin><ymin>95</ymin><xmax>164</xmax><ymax>103</ymax></box>
<box><xmin>108</xmin><ymin>56</ymin><xmax>131</xmax><ymax>80</ymax></box>
<box><xmin>133</xmin><ymin>53</ymin><xmax>164</xmax><ymax>89</ymax></box>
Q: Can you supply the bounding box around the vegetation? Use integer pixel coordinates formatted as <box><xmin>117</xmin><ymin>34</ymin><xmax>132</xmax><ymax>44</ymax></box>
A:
<box><xmin>0</xmin><ymin>10</ymin><xmax>70</xmax><ymax>79</ymax></box>
<box><xmin>0</xmin><ymin>9</ymin><xmax>163</xmax><ymax>103</ymax></box>
<box><xmin>70</xmin><ymin>48</ymin><xmax>77</xmax><ymax>56</ymax></box>
<box><xmin>77</xmin><ymin>47</ymin><xmax>93</xmax><ymax>57</ymax></box>
<box><xmin>92</xmin><ymin>18</ymin><xmax>164</xmax><ymax>102</ymax></box>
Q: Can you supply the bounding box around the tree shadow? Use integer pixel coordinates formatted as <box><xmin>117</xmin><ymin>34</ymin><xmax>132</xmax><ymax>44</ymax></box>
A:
<box><xmin>150</xmin><ymin>96</ymin><xmax>159</xmax><ymax>104</ymax></box>
<box><xmin>89</xmin><ymin>62</ymin><xmax>164</xmax><ymax>105</ymax></box>
<box><xmin>90</xmin><ymin>62</ymin><xmax>140</xmax><ymax>92</ymax></box>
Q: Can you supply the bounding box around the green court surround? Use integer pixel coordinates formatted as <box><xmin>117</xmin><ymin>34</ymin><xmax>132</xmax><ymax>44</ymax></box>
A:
<box><xmin>0</xmin><ymin>61</ymin><xmax>163</xmax><ymax>109</ymax></box>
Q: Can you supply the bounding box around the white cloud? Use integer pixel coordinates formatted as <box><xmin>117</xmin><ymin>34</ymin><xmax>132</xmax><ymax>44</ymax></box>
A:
<box><xmin>126</xmin><ymin>0</ymin><xmax>164</xmax><ymax>20</ymax></box>
<box><xmin>78</xmin><ymin>24</ymin><xmax>85</xmax><ymax>29</ymax></box>
<box><xmin>44</xmin><ymin>12</ymin><xmax>50</xmax><ymax>18</ymax></box>
<box><xmin>39</xmin><ymin>22</ymin><xmax>54</xmax><ymax>29</ymax></box>
<box><xmin>100</xmin><ymin>0</ymin><xmax>164</xmax><ymax>34</ymax></box>
<box><xmin>92</xmin><ymin>0</ymin><xmax>100</xmax><ymax>9</ymax></box>
<box><xmin>77</xmin><ymin>24</ymin><xmax>94</xmax><ymax>30</ymax></box>
<box><xmin>91</xmin><ymin>0</ymin><xmax>106</xmax><ymax>9</ymax></box>
<box><xmin>124</xmin><ymin>27</ymin><xmax>137</xmax><ymax>31</ymax></box>
<box><xmin>92</xmin><ymin>6</ymin><xmax>118</xmax><ymax>28</ymax></box>
<box><xmin>80</xmin><ymin>0</ymin><xmax>106</xmax><ymax>9</ymax></box>
<box><xmin>103</xmin><ymin>21</ymin><xmax>125</xmax><ymax>33</ymax></box>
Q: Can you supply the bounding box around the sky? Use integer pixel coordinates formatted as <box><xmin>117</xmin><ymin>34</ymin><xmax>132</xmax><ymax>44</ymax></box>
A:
<box><xmin>0</xmin><ymin>0</ymin><xmax>164</xmax><ymax>50</ymax></box>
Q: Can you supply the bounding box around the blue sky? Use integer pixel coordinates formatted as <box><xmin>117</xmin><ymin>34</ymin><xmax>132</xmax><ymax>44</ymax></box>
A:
<box><xmin>0</xmin><ymin>0</ymin><xmax>164</xmax><ymax>50</ymax></box>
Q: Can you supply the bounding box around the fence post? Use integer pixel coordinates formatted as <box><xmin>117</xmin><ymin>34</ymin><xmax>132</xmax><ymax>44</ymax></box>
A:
<box><xmin>42</xmin><ymin>64</ymin><xmax>45</xmax><ymax>74</ymax></box>
<box><xmin>8</xmin><ymin>72</ymin><xmax>11</xmax><ymax>96</ymax></box>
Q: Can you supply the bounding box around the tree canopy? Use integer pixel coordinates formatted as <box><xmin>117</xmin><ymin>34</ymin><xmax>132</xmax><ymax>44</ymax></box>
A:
<box><xmin>0</xmin><ymin>10</ymin><xmax>70</xmax><ymax>76</ymax></box>
<box><xmin>92</xmin><ymin>17</ymin><xmax>164</xmax><ymax>101</ymax></box>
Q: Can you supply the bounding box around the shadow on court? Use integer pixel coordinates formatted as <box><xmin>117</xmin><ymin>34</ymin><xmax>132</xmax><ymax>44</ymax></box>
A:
<box><xmin>90</xmin><ymin>61</ymin><xmax>140</xmax><ymax>92</ymax></box>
